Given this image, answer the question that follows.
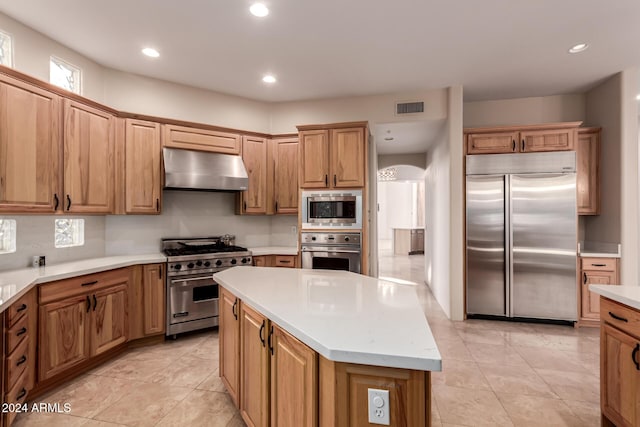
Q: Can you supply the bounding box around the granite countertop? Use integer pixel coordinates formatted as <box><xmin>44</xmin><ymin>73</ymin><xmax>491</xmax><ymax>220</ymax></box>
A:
<box><xmin>214</xmin><ymin>266</ymin><xmax>441</xmax><ymax>371</ymax></box>
<box><xmin>578</xmin><ymin>241</ymin><xmax>621</xmax><ymax>258</ymax></box>
<box><xmin>590</xmin><ymin>284</ymin><xmax>640</xmax><ymax>311</ymax></box>
<box><xmin>0</xmin><ymin>254</ymin><xmax>166</xmax><ymax>313</ymax></box>
<box><xmin>248</xmin><ymin>246</ymin><xmax>298</xmax><ymax>256</ymax></box>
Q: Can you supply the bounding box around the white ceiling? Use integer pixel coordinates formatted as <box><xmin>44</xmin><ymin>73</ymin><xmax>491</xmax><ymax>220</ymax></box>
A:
<box><xmin>0</xmin><ymin>0</ymin><xmax>638</xmax><ymax>103</ymax></box>
<box><xmin>375</xmin><ymin>120</ymin><xmax>446</xmax><ymax>154</ymax></box>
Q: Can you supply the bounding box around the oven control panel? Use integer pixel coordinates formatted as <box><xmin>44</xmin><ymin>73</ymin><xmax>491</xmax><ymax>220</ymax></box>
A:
<box><xmin>301</xmin><ymin>232</ymin><xmax>361</xmax><ymax>246</ymax></box>
<box><xmin>168</xmin><ymin>255</ymin><xmax>252</xmax><ymax>275</ymax></box>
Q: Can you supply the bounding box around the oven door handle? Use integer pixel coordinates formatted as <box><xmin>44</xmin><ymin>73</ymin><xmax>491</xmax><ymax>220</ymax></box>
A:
<box><xmin>301</xmin><ymin>248</ymin><xmax>361</xmax><ymax>254</ymax></box>
<box><xmin>170</xmin><ymin>278</ymin><xmax>216</xmax><ymax>288</ymax></box>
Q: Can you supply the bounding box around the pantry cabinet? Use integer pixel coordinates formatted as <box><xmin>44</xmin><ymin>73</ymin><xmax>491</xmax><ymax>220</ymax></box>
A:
<box><xmin>240</xmin><ymin>303</ymin><xmax>270</xmax><ymax>427</ymax></box>
<box><xmin>38</xmin><ymin>269</ymin><xmax>129</xmax><ymax>381</ymax></box>
<box><xmin>576</xmin><ymin>128</ymin><xmax>600</xmax><ymax>215</ymax></box>
<box><xmin>298</xmin><ymin>124</ymin><xmax>366</xmax><ymax>189</ymax></box>
<box><xmin>125</xmin><ymin>119</ymin><xmax>162</xmax><ymax>214</ymax></box>
<box><xmin>63</xmin><ymin>99</ymin><xmax>116</xmax><ymax>213</ymax></box>
<box><xmin>220</xmin><ymin>287</ymin><xmax>241</xmax><ymax>407</ymax></box>
<box><xmin>0</xmin><ymin>74</ymin><xmax>61</xmax><ymax>213</ymax></box>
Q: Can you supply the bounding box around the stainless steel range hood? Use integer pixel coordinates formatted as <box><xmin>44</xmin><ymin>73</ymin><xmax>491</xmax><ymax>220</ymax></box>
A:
<box><xmin>163</xmin><ymin>147</ymin><xmax>248</xmax><ymax>191</ymax></box>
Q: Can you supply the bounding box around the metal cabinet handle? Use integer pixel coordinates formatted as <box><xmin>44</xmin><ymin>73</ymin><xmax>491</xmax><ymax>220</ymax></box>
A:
<box><xmin>279</xmin><ymin>260</ymin><xmax>291</xmax><ymax>264</ymax></box>
<box><xmin>275</xmin><ymin>201</ymin><xmax>278</xmax><ymax>212</ymax></box>
<box><xmin>324</xmin><ymin>174</ymin><xmax>328</xmax><ymax>186</ymax></box>
<box><xmin>259</xmin><ymin>320</ymin><xmax>266</xmax><ymax>347</ymax></box>
<box><xmin>54</xmin><ymin>193</ymin><xmax>59</xmax><ymax>210</ymax></box>
<box><xmin>93</xmin><ymin>294</ymin><xmax>97</xmax><ymax>311</ymax></box>
<box><xmin>156</xmin><ymin>198</ymin><xmax>160</xmax><ymax>212</ymax></box>
<box><xmin>232</xmin><ymin>299</ymin><xmax>238</xmax><ymax>320</ymax></box>
<box><xmin>243</xmin><ymin>201</ymin><xmax>247</xmax><ymax>211</ymax></box>
<box><xmin>16</xmin><ymin>355</ymin><xmax>27</xmax><ymax>366</ymax></box>
<box><xmin>609</xmin><ymin>311</ymin><xmax>628</xmax><ymax>322</ymax></box>
<box><xmin>583</xmin><ymin>272</ymin><xmax>587</xmax><ymax>284</ymax></box>
<box><xmin>268</xmin><ymin>325</ymin><xmax>274</xmax><ymax>355</ymax></box>
<box><xmin>16</xmin><ymin>304</ymin><xmax>27</xmax><ymax>313</ymax></box>
<box><xmin>159</xmin><ymin>265</ymin><xmax>162</xmax><ymax>280</ymax></box>
<box><xmin>334</xmin><ymin>174</ymin><xmax>337</xmax><ymax>186</ymax></box>
<box><xmin>521</xmin><ymin>139</ymin><xmax>525</xmax><ymax>151</ymax></box>
<box><xmin>512</xmin><ymin>140</ymin><xmax>516</xmax><ymax>151</ymax></box>
<box><xmin>591</xmin><ymin>263</ymin><xmax>607</xmax><ymax>267</ymax></box>
<box><xmin>16</xmin><ymin>327</ymin><xmax>27</xmax><ymax>337</ymax></box>
<box><xmin>66</xmin><ymin>194</ymin><xmax>72</xmax><ymax>210</ymax></box>
<box><xmin>633</xmin><ymin>344</ymin><xmax>640</xmax><ymax>370</ymax></box>
<box><xmin>81</xmin><ymin>280</ymin><xmax>98</xmax><ymax>287</ymax></box>
<box><xmin>86</xmin><ymin>296</ymin><xmax>91</xmax><ymax>313</ymax></box>
<box><xmin>16</xmin><ymin>388</ymin><xmax>26</xmax><ymax>400</ymax></box>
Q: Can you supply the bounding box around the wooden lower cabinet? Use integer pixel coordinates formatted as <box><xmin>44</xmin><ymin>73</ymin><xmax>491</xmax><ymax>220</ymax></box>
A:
<box><xmin>90</xmin><ymin>285</ymin><xmax>127</xmax><ymax>356</ymax></box>
<box><xmin>600</xmin><ymin>299</ymin><xmax>640</xmax><ymax>427</ymax></box>
<box><xmin>252</xmin><ymin>255</ymin><xmax>298</xmax><ymax>268</ymax></box>
<box><xmin>142</xmin><ymin>264</ymin><xmax>165</xmax><ymax>336</ymax></box>
<box><xmin>220</xmin><ymin>287</ymin><xmax>241</xmax><ymax>407</ymax></box>
<box><xmin>579</xmin><ymin>257</ymin><xmax>619</xmax><ymax>326</ymax></box>
<box><xmin>240</xmin><ymin>304</ymin><xmax>270</xmax><ymax>427</ymax></box>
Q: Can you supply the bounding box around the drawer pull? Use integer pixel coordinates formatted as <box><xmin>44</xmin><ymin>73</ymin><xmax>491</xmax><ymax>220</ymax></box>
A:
<box><xmin>93</xmin><ymin>294</ymin><xmax>97</xmax><ymax>311</ymax></box>
<box><xmin>232</xmin><ymin>299</ymin><xmax>238</xmax><ymax>320</ymax></box>
<box><xmin>259</xmin><ymin>320</ymin><xmax>266</xmax><ymax>347</ymax></box>
<box><xmin>512</xmin><ymin>140</ymin><xmax>516</xmax><ymax>151</ymax></box>
<box><xmin>16</xmin><ymin>388</ymin><xmax>26</xmax><ymax>400</ymax></box>
<box><xmin>16</xmin><ymin>327</ymin><xmax>27</xmax><ymax>337</ymax></box>
<box><xmin>633</xmin><ymin>344</ymin><xmax>640</xmax><ymax>371</ymax></box>
<box><xmin>16</xmin><ymin>355</ymin><xmax>27</xmax><ymax>366</ymax></box>
<box><xmin>81</xmin><ymin>280</ymin><xmax>98</xmax><ymax>287</ymax></box>
<box><xmin>16</xmin><ymin>304</ymin><xmax>27</xmax><ymax>313</ymax></box>
<box><xmin>583</xmin><ymin>272</ymin><xmax>587</xmax><ymax>284</ymax></box>
<box><xmin>278</xmin><ymin>260</ymin><xmax>292</xmax><ymax>264</ymax></box>
<box><xmin>591</xmin><ymin>263</ymin><xmax>607</xmax><ymax>267</ymax></box>
<box><xmin>609</xmin><ymin>311</ymin><xmax>629</xmax><ymax>322</ymax></box>
<box><xmin>268</xmin><ymin>325</ymin><xmax>274</xmax><ymax>355</ymax></box>
<box><xmin>86</xmin><ymin>296</ymin><xmax>91</xmax><ymax>313</ymax></box>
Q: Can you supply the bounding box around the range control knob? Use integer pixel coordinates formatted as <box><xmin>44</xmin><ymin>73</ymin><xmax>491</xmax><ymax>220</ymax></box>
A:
<box><xmin>174</xmin><ymin>264</ymin><xmax>182</xmax><ymax>270</ymax></box>
<box><xmin>187</xmin><ymin>263</ymin><xmax>195</xmax><ymax>269</ymax></box>
<box><xmin>231</xmin><ymin>259</ymin><xmax>237</xmax><ymax>265</ymax></box>
<box><xmin>215</xmin><ymin>260</ymin><xmax>222</xmax><ymax>267</ymax></box>
<box><xmin>204</xmin><ymin>261</ymin><xmax>211</xmax><ymax>267</ymax></box>
<box><xmin>196</xmin><ymin>260</ymin><xmax>203</xmax><ymax>266</ymax></box>
<box><xmin>311</xmin><ymin>236</ymin><xmax>316</xmax><ymax>241</ymax></box>
<box><xmin>344</xmin><ymin>236</ymin><xmax>350</xmax><ymax>242</ymax></box>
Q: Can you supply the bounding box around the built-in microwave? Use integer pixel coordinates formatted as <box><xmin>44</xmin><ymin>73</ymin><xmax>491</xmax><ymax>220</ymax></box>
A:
<box><xmin>301</xmin><ymin>189</ymin><xmax>363</xmax><ymax>229</ymax></box>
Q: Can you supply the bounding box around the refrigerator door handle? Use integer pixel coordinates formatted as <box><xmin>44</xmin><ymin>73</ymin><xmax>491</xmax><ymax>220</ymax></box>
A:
<box><xmin>505</xmin><ymin>174</ymin><xmax>513</xmax><ymax>318</ymax></box>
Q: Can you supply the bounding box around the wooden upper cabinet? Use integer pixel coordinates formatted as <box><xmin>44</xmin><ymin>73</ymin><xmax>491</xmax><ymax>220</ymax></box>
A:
<box><xmin>0</xmin><ymin>74</ymin><xmax>61</xmax><ymax>213</ymax></box>
<box><xmin>520</xmin><ymin>128</ymin><xmax>575</xmax><ymax>152</ymax></box>
<box><xmin>63</xmin><ymin>99</ymin><xmax>115</xmax><ymax>213</ymax></box>
<box><xmin>466</xmin><ymin>132</ymin><xmax>518</xmax><ymax>155</ymax></box>
<box><xmin>163</xmin><ymin>124</ymin><xmax>240</xmax><ymax>154</ymax></box>
<box><xmin>125</xmin><ymin>119</ymin><xmax>162</xmax><ymax>214</ymax></box>
<box><xmin>220</xmin><ymin>287</ymin><xmax>241</xmax><ymax>407</ymax></box>
<box><xmin>240</xmin><ymin>136</ymin><xmax>268</xmax><ymax>214</ymax></box>
<box><xmin>272</xmin><ymin>138</ymin><xmax>299</xmax><ymax>214</ymax></box>
<box><xmin>299</xmin><ymin>130</ymin><xmax>330</xmax><ymax>188</ymax></box>
<box><xmin>331</xmin><ymin>127</ymin><xmax>365</xmax><ymax>188</ymax></box>
<box><xmin>576</xmin><ymin>128</ymin><xmax>600</xmax><ymax>215</ymax></box>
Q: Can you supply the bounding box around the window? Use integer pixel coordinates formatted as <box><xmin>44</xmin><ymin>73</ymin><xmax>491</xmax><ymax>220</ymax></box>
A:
<box><xmin>54</xmin><ymin>219</ymin><xmax>84</xmax><ymax>248</ymax></box>
<box><xmin>0</xmin><ymin>29</ymin><xmax>13</xmax><ymax>68</ymax></box>
<box><xmin>50</xmin><ymin>56</ymin><xmax>81</xmax><ymax>94</ymax></box>
<box><xmin>0</xmin><ymin>219</ymin><xmax>16</xmax><ymax>254</ymax></box>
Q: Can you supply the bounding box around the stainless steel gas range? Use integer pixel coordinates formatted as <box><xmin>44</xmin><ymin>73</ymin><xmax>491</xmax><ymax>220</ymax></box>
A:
<box><xmin>162</xmin><ymin>236</ymin><xmax>252</xmax><ymax>337</ymax></box>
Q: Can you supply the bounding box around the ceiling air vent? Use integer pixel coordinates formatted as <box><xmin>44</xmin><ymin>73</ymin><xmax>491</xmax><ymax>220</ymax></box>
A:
<box><xmin>395</xmin><ymin>101</ymin><xmax>424</xmax><ymax>115</ymax></box>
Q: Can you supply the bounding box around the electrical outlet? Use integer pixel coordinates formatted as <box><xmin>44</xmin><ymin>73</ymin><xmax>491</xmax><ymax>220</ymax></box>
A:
<box><xmin>367</xmin><ymin>388</ymin><xmax>390</xmax><ymax>425</ymax></box>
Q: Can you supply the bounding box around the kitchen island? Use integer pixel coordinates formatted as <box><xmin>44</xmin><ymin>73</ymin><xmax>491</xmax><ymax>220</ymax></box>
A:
<box><xmin>214</xmin><ymin>266</ymin><xmax>441</xmax><ymax>427</ymax></box>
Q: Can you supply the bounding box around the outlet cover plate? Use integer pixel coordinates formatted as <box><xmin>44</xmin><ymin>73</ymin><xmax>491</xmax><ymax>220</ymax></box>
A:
<box><xmin>367</xmin><ymin>388</ymin><xmax>390</xmax><ymax>425</ymax></box>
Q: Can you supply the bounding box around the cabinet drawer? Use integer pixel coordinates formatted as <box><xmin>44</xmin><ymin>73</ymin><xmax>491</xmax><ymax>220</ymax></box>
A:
<box><xmin>601</xmin><ymin>298</ymin><xmax>640</xmax><ymax>338</ymax></box>
<box><xmin>6</xmin><ymin>293</ymin><xmax>30</xmax><ymax>327</ymax></box>
<box><xmin>581</xmin><ymin>257</ymin><xmax>617</xmax><ymax>271</ymax></box>
<box><xmin>40</xmin><ymin>268</ymin><xmax>129</xmax><ymax>304</ymax></box>
<box><xmin>4</xmin><ymin>368</ymin><xmax>28</xmax><ymax>425</ymax></box>
<box><xmin>274</xmin><ymin>255</ymin><xmax>296</xmax><ymax>268</ymax></box>
<box><xmin>6</xmin><ymin>313</ymin><xmax>28</xmax><ymax>355</ymax></box>
<box><xmin>6</xmin><ymin>337</ymin><xmax>29</xmax><ymax>390</ymax></box>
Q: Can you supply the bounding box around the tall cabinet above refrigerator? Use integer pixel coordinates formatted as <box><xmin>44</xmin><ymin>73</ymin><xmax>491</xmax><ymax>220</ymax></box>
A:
<box><xmin>466</xmin><ymin>152</ymin><xmax>577</xmax><ymax>322</ymax></box>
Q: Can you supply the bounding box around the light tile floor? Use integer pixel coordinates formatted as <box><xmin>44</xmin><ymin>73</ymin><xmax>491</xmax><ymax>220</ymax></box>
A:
<box><xmin>15</xmin><ymin>248</ymin><xmax>600</xmax><ymax>426</ymax></box>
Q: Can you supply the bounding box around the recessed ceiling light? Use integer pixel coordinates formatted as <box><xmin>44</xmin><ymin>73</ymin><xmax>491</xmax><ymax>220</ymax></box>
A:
<box><xmin>142</xmin><ymin>47</ymin><xmax>160</xmax><ymax>58</ymax></box>
<box><xmin>262</xmin><ymin>74</ymin><xmax>276</xmax><ymax>84</ymax></box>
<box><xmin>250</xmin><ymin>3</ymin><xmax>269</xmax><ymax>17</ymax></box>
<box><xmin>636</xmin><ymin>94</ymin><xmax>640</xmax><ymax>101</ymax></box>
<box><xmin>568</xmin><ymin>43</ymin><xmax>588</xmax><ymax>54</ymax></box>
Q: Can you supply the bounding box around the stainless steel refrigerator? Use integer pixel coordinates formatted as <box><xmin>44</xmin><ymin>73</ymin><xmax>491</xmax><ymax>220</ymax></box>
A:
<box><xmin>466</xmin><ymin>152</ymin><xmax>577</xmax><ymax>321</ymax></box>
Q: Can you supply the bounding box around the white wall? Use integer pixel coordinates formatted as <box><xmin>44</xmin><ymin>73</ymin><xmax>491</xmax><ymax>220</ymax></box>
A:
<box><xmin>463</xmin><ymin>94</ymin><xmax>586</xmax><ymax>128</ymax></box>
<box><xmin>377</xmin><ymin>182</ymin><xmax>416</xmax><ymax>240</ymax></box>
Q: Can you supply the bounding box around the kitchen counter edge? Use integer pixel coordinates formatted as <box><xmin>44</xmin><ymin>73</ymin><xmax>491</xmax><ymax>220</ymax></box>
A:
<box><xmin>590</xmin><ymin>284</ymin><xmax>640</xmax><ymax>311</ymax></box>
<box><xmin>0</xmin><ymin>253</ymin><xmax>166</xmax><ymax>313</ymax></box>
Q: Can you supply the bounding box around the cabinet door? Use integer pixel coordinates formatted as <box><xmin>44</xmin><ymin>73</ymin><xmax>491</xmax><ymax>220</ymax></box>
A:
<box><xmin>330</xmin><ymin>127</ymin><xmax>365</xmax><ymax>188</ymax></box>
<box><xmin>581</xmin><ymin>270</ymin><xmax>616</xmax><ymax>319</ymax></box>
<box><xmin>220</xmin><ymin>287</ymin><xmax>241</xmax><ymax>407</ymax></box>
<box><xmin>270</xmin><ymin>324</ymin><xmax>317</xmax><ymax>427</ymax></box>
<box><xmin>520</xmin><ymin>128</ymin><xmax>575</xmax><ymax>152</ymax></box>
<box><xmin>142</xmin><ymin>263</ymin><xmax>165</xmax><ymax>336</ymax></box>
<box><xmin>240</xmin><ymin>304</ymin><xmax>270</xmax><ymax>427</ymax></box>
<box><xmin>90</xmin><ymin>285</ymin><xmax>127</xmax><ymax>356</ymax></box>
<box><xmin>299</xmin><ymin>130</ymin><xmax>329</xmax><ymax>188</ymax></box>
<box><xmin>241</xmin><ymin>136</ymin><xmax>268</xmax><ymax>214</ymax></box>
<box><xmin>273</xmin><ymin>138</ymin><xmax>299</xmax><ymax>214</ymax></box>
<box><xmin>466</xmin><ymin>132</ymin><xmax>518</xmax><ymax>155</ymax></box>
<box><xmin>63</xmin><ymin>99</ymin><xmax>115</xmax><ymax>213</ymax></box>
<box><xmin>576</xmin><ymin>129</ymin><xmax>600</xmax><ymax>215</ymax></box>
<box><xmin>0</xmin><ymin>75</ymin><xmax>61</xmax><ymax>213</ymax></box>
<box><xmin>39</xmin><ymin>295</ymin><xmax>90</xmax><ymax>381</ymax></box>
<box><xmin>125</xmin><ymin>119</ymin><xmax>162</xmax><ymax>214</ymax></box>
<box><xmin>601</xmin><ymin>323</ymin><xmax>640</xmax><ymax>427</ymax></box>
<box><xmin>163</xmin><ymin>124</ymin><xmax>240</xmax><ymax>154</ymax></box>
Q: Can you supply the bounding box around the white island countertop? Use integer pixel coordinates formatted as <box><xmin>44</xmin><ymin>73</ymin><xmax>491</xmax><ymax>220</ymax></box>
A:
<box><xmin>0</xmin><ymin>254</ymin><xmax>166</xmax><ymax>313</ymax></box>
<box><xmin>213</xmin><ymin>266</ymin><xmax>442</xmax><ymax>372</ymax></box>
<box><xmin>590</xmin><ymin>284</ymin><xmax>640</xmax><ymax>311</ymax></box>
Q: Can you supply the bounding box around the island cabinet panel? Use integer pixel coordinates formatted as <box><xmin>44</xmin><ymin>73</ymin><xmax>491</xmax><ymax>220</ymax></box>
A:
<box><xmin>220</xmin><ymin>287</ymin><xmax>241</xmax><ymax>407</ymax></box>
<box><xmin>240</xmin><ymin>303</ymin><xmax>270</xmax><ymax>427</ymax></box>
<box><xmin>63</xmin><ymin>99</ymin><xmax>115</xmax><ymax>213</ymax></box>
<box><xmin>0</xmin><ymin>74</ymin><xmax>61</xmax><ymax>213</ymax></box>
<box><xmin>319</xmin><ymin>357</ymin><xmax>430</xmax><ymax>427</ymax></box>
<box><xmin>299</xmin><ymin>130</ymin><xmax>330</xmax><ymax>188</ymax></box>
<box><xmin>125</xmin><ymin>119</ymin><xmax>162</xmax><ymax>214</ymax></box>
<box><xmin>270</xmin><ymin>325</ymin><xmax>318</xmax><ymax>427</ymax></box>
